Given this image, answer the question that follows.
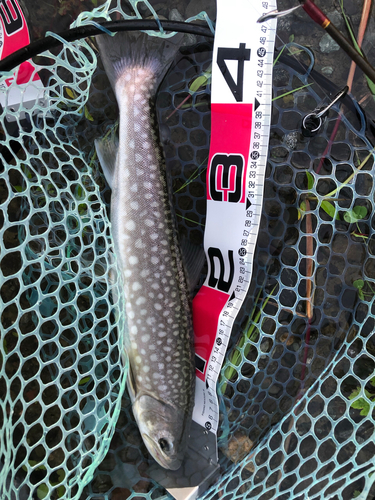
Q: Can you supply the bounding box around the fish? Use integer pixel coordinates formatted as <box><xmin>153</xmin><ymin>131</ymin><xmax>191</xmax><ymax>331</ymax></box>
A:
<box><xmin>94</xmin><ymin>30</ymin><xmax>202</xmax><ymax>471</ymax></box>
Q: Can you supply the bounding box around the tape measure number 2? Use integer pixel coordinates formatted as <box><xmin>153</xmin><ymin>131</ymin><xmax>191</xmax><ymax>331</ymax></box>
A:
<box><xmin>192</xmin><ymin>0</ymin><xmax>277</xmax><ymax>434</ymax></box>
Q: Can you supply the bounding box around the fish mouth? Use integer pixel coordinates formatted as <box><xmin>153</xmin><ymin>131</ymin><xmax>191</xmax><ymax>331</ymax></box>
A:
<box><xmin>142</xmin><ymin>433</ymin><xmax>182</xmax><ymax>471</ymax></box>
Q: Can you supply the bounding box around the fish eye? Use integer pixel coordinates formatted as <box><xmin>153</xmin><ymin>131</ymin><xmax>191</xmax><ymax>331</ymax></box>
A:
<box><xmin>159</xmin><ymin>438</ymin><xmax>172</xmax><ymax>454</ymax></box>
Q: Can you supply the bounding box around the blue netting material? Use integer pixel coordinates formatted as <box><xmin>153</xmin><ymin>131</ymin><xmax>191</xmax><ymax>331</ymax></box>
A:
<box><xmin>2</xmin><ymin>0</ymin><xmax>375</xmax><ymax>499</ymax></box>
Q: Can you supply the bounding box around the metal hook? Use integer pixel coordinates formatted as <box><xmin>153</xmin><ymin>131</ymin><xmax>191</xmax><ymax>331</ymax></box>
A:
<box><xmin>257</xmin><ymin>5</ymin><xmax>301</xmax><ymax>23</ymax></box>
<box><xmin>302</xmin><ymin>85</ymin><xmax>349</xmax><ymax>137</ymax></box>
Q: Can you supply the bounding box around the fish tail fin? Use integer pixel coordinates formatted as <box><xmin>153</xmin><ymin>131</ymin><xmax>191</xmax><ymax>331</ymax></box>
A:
<box><xmin>96</xmin><ymin>31</ymin><xmax>183</xmax><ymax>93</ymax></box>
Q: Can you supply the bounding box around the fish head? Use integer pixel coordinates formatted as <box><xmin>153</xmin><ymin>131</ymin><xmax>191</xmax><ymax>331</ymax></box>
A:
<box><xmin>133</xmin><ymin>394</ymin><xmax>190</xmax><ymax>470</ymax></box>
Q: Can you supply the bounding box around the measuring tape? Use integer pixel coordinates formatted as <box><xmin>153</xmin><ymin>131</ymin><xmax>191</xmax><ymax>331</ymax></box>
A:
<box><xmin>192</xmin><ymin>0</ymin><xmax>277</xmax><ymax>434</ymax></box>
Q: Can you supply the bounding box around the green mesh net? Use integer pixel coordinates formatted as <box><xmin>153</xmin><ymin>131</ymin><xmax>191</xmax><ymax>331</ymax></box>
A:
<box><xmin>2</xmin><ymin>1</ymin><xmax>375</xmax><ymax>499</ymax></box>
<box><xmin>0</xmin><ymin>7</ymin><xmax>129</xmax><ymax>500</ymax></box>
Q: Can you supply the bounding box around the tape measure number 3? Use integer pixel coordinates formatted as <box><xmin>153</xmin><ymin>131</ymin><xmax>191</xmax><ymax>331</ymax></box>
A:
<box><xmin>192</xmin><ymin>0</ymin><xmax>277</xmax><ymax>434</ymax></box>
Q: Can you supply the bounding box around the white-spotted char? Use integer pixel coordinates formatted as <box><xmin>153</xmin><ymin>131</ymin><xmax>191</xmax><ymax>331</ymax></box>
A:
<box><xmin>95</xmin><ymin>31</ymin><xmax>196</xmax><ymax>470</ymax></box>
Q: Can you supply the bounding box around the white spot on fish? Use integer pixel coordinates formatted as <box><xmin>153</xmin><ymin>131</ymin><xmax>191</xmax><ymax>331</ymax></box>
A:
<box><xmin>159</xmin><ymin>385</ymin><xmax>167</xmax><ymax>391</ymax></box>
<box><xmin>132</xmin><ymin>282</ymin><xmax>141</xmax><ymax>291</ymax></box>
<box><xmin>131</xmin><ymin>325</ymin><xmax>138</xmax><ymax>334</ymax></box>
<box><xmin>136</xmin><ymin>297</ymin><xmax>146</xmax><ymax>306</ymax></box>
<box><xmin>153</xmin><ymin>373</ymin><xmax>161</xmax><ymax>379</ymax></box>
<box><xmin>143</xmin><ymin>365</ymin><xmax>150</xmax><ymax>373</ymax></box>
<box><xmin>134</xmin><ymin>122</ymin><xmax>141</xmax><ymax>132</ymax></box>
<box><xmin>158</xmin><ymin>331</ymin><xmax>167</xmax><ymax>338</ymax></box>
<box><xmin>151</xmin><ymin>283</ymin><xmax>159</xmax><ymax>290</ymax></box>
<box><xmin>141</xmin><ymin>334</ymin><xmax>150</xmax><ymax>343</ymax></box>
<box><xmin>129</xmin><ymin>255</ymin><xmax>138</xmax><ymax>265</ymax></box>
<box><xmin>163</xmin><ymin>346</ymin><xmax>171</xmax><ymax>352</ymax></box>
<box><xmin>135</xmin><ymin>356</ymin><xmax>141</xmax><ymax>364</ymax></box>
<box><xmin>128</xmin><ymin>311</ymin><xmax>135</xmax><ymax>319</ymax></box>
<box><xmin>150</xmin><ymin>354</ymin><xmax>157</xmax><ymax>363</ymax></box>
<box><xmin>135</xmin><ymin>239</ymin><xmax>145</xmax><ymax>249</ymax></box>
<box><xmin>129</xmin><ymin>139</ymin><xmax>135</xmax><ymax>148</ymax></box>
<box><xmin>140</xmin><ymin>309</ymin><xmax>147</xmax><ymax>315</ymax></box>
<box><xmin>130</xmin><ymin>201</ymin><xmax>139</xmax><ymax>210</ymax></box>
<box><xmin>154</xmin><ymin>303</ymin><xmax>162</xmax><ymax>310</ymax></box>
<box><xmin>163</xmin><ymin>310</ymin><xmax>169</xmax><ymax>317</ymax></box>
<box><xmin>134</xmin><ymin>93</ymin><xmax>141</xmax><ymax>100</ymax></box>
<box><xmin>148</xmin><ymin>292</ymin><xmax>154</xmax><ymax>299</ymax></box>
<box><xmin>151</xmin><ymin>202</ymin><xmax>158</xmax><ymax>208</ymax></box>
<box><xmin>124</xmin><ymin>269</ymin><xmax>132</xmax><ymax>278</ymax></box>
<box><xmin>137</xmin><ymin>375</ymin><xmax>143</xmax><ymax>382</ymax></box>
<box><xmin>158</xmin><ymin>363</ymin><xmax>164</xmax><ymax>370</ymax></box>
<box><xmin>145</xmin><ymin>219</ymin><xmax>154</xmax><ymax>227</ymax></box>
<box><xmin>131</xmin><ymin>184</ymin><xmax>138</xmax><ymax>192</ymax></box>
<box><xmin>126</xmin><ymin>220</ymin><xmax>136</xmax><ymax>231</ymax></box>
<box><xmin>140</xmin><ymin>269</ymin><xmax>148</xmax><ymax>278</ymax></box>
<box><xmin>151</xmin><ymin>256</ymin><xmax>159</xmax><ymax>265</ymax></box>
<box><xmin>166</xmin><ymin>356</ymin><xmax>172</xmax><ymax>362</ymax></box>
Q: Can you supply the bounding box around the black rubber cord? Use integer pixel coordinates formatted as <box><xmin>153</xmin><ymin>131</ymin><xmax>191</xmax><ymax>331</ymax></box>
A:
<box><xmin>0</xmin><ymin>19</ymin><xmax>214</xmax><ymax>73</ymax></box>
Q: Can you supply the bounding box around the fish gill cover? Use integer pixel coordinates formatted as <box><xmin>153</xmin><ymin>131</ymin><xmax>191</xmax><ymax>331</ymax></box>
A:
<box><xmin>1</xmin><ymin>0</ymin><xmax>375</xmax><ymax>499</ymax></box>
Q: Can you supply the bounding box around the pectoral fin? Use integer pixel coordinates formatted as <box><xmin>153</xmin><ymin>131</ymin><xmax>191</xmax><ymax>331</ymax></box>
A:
<box><xmin>95</xmin><ymin>136</ymin><xmax>118</xmax><ymax>189</ymax></box>
<box><xmin>180</xmin><ymin>236</ymin><xmax>206</xmax><ymax>295</ymax></box>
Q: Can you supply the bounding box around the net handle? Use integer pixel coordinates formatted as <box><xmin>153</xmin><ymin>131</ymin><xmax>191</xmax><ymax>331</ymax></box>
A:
<box><xmin>0</xmin><ymin>19</ymin><xmax>215</xmax><ymax>73</ymax></box>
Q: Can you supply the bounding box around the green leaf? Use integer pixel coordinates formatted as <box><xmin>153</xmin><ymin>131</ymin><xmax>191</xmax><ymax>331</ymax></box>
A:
<box><xmin>79</xmin><ymin>376</ymin><xmax>91</xmax><ymax>385</ymax></box>
<box><xmin>321</xmin><ymin>200</ymin><xmax>337</xmax><ymax>219</ymax></box>
<box><xmin>289</xmin><ymin>34</ymin><xmax>294</xmax><ymax>43</ymax></box>
<box><xmin>272</xmin><ymin>83</ymin><xmax>313</xmax><ymax>102</ymax></box>
<box><xmin>84</xmin><ymin>106</ymin><xmax>94</xmax><ymax>122</ymax></box>
<box><xmin>353</xmin><ymin>279</ymin><xmax>365</xmax><ymax>290</ymax></box>
<box><xmin>350</xmin><ymin>397</ymin><xmax>370</xmax><ymax>416</ymax></box>
<box><xmin>273</xmin><ymin>45</ymin><xmax>286</xmax><ymax>66</ymax></box>
<box><xmin>189</xmin><ymin>75</ymin><xmax>208</xmax><ymax>93</ymax></box>
<box><xmin>37</xmin><ymin>484</ymin><xmax>49</xmax><ymax>500</ymax></box>
<box><xmin>359</xmin><ymin>289</ymin><xmax>365</xmax><ymax>300</ymax></box>
<box><xmin>65</xmin><ymin>87</ymin><xmax>76</xmax><ymax>99</ymax></box>
<box><xmin>306</xmin><ymin>170</ymin><xmax>314</xmax><ymax>190</ymax></box>
<box><xmin>370</xmin><ymin>376</ymin><xmax>375</xmax><ymax>387</ymax></box>
<box><xmin>344</xmin><ymin>206</ymin><xmax>367</xmax><ymax>223</ymax></box>
<box><xmin>353</xmin><ymin>205</ymin><xmax>367</xmax><ymax>219</ymax></box>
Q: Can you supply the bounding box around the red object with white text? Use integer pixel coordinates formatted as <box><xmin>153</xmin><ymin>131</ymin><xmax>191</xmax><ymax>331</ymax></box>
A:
<box><xmin>0</xmin><ymin>0</ymin><xmax>44</xmax><ymax>109</ymax></box>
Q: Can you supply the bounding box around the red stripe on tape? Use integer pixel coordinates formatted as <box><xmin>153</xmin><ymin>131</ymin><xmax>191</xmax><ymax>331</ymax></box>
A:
<box><xmin>193</xmin><ymin>285</ymin><xmax>230</xmax><ymax>381</ymax></box>
<box><xmin>207</xmin><ymin>103</ymin><xmax>253</xmax><ymax>203</ymax></box>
